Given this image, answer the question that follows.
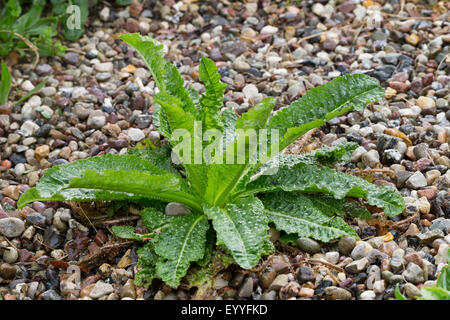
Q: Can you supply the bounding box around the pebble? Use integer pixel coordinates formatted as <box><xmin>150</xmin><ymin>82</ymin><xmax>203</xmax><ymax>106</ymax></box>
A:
<box><xmin>405</xmin><ymin>172</ymin><xmax>427</xmax><ymax>189</ymax></box>
<box><xmin>3</xmin><ymin>247</ymin><xmax>18</xmax><ymax>263</ymax></box>
<box><xmin>127</xmin><ymin>128</ymin><xmax>145</xmax><ymax>142</ymax></box>
<box><xmin>296</xmin><ymin>266</ymin><xmax>316</xmax><ymax>283</ymax></box>
<box><xmin>296</xmin><ymin>238</ymin><xmax>321</xmax><ymax>254</ymax></box>
<box><xmin>89</xmin><ymin>281</ymin><xmax>114</xmax><ymax>299</ymax></box>
<box><xmin>402</xmin><ymin>263</ymin><xmax>424</xmax><ymax>284</ymax></box>
<box><xmin>269</xmin><ymin>274</ymin><xmax>289</xmax><ymax>291</ymax></box>
<box><xmin>338</xmin><ymin>237</ymin><xmax>356</xmax><ymax>255</ymax></box>
<box><xmin>345</xmin><ymin>258</ymin><xmax>369</xmax><ymax>273</ymax></box>
<box><xmin>0</xmin><ymin>218</ymin><xmax>25</xmax><ymax>238</ymax></box>
<box><xmin>165</xmin><ymin>202</ymin><xmax>191</xmax><ymax>216</ymax></box>
<box><xmin>324</xmin><ymin>286</ymin><xmax>352</xmax><ymax>300</ymax></box>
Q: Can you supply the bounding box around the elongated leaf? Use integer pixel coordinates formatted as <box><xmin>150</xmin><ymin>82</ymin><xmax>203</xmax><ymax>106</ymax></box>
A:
<box><xmin>17</xmin><ymin>154</ymin><xmax>202</xmax><ymax>212</ymax></box>
<box><xmin>243</xmin><ymin>162</ymin><xmax>404</xmax><ymax>217</ymax></box>
<box><xmin>267</xmin><ymin>74</ymin><xmax>384</xmax><ymax>153</ymax></box>
<box><xmin>0</xmin><ymin>60</ymin><xmax>12</xmax><ymax>104</ymax></box>
<box><xmin>204</xmin><ymin>98</ymin><xmax>276</xmax><ymax>206</ymax></box>
<box><xmin>437</xmin><ymin>266</ymin><xmax>449</xmax><ymax>291</ymax></box>
<box><xmin>198</xmin><ymin>57</ymin><xmax>227</xmax><ymax>130</ymax></box>
<box><xmin>154</xmin><ymin>92</ymin><xmax>195</xmax><ymax>134</ymax></box>
<box><xmin>154</xmin><ymin>213</ymin><xmax>209</xmax><ymax>287</ymax></box>
<box><xmin>164</xmin><ymin>63</ymin><xmax>197</xmax><ymax>116</ymax></box>
<box><xmin>203</xmin><ymin>197</ymin><xmax>272</xmax><ymax>269</ymax></box>
<box><xmin>262</xmin><ymin>192</ymin><xmax>358</xmax><ymax>242</ymax></box>
<box><xmin>221</xmin><ymin>107</ymin><xmax>238</xmax><ymax>149</ymax></box>
<box><xmin>394</xmin><ymin>284</ymin><xmax>408</xmax><ymax>300</ymax></box>
<box><xmin>120</xmin><ymin>33</ymin><xmax>167</xmax><ymax>92</ymax></box>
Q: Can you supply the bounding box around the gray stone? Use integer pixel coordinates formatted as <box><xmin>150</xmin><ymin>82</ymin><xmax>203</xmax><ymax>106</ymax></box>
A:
<box><xmin>242</xmin><ymin>84</ymin><xmax>259</xmax><ymax>100</ymax></box>
<box><xmin>413</xmin><ymin>143</ymin><xmax>429</xmax><ymax>159</ymax></box>
<box><xmin>361</xmin><ymin>150</ymin><xmax>380</xmax><ymax>168</ymax></box>
<box><xmin>390</xmin><ymin>250</ymin><xmax>406</xmax><ymax>273</ymax></box>
<box><xmin>351</xmin><ymin>146</ymin><xmax>367</xmax><ymax>162</ymax></box>
<box><xmin>402</xmin><ymin>263</ymin><xmax>424</xmax><ymax>284</ymax></box>
<box><xmin>297</xmin><ymin>238</ymin><xmax>321</xmax><ymax>254</ymax></box>
<box><xmin>41</xmin><ymin>289</ymin><xmax>62</xmax><ymax>300</ymax></box>
<box><xmin>345</xmin><ymin>258</ymin><xmax>369</xmax><ymax>273</ymax></box>
<box><xmin>25</xmin><ymin>212</ymin><xmax>47</xmax><ymax>227</ymax></box>
<box><xmin>238</xmin><ymin>277</ymin><xmax>253</xmax><ymax>298</ymax></box>
<box><xmin>389</xmin><ymin>275</ymin><xmax>405</xmax><ymax>285</ymax></box>
<box><xmin>404</xmin><ymin>283</ymin><xmax>421</xmax><ymax>299</ymax></box>
<box><xmin>165</xmin><ymin>202</ymin><xmax>191</xmax><ymax>216</ymax></box>
<box><xmin>396</xmin><ymin>170</ymin><xmax>413</xmax><ymax>188</ymax></box>
<box><xmin>338</xmin><ymin>236</ymin><xmax>356</xmax><ymax>255</ymax></box>
<box><xmin>405</xmin><ymin>171</ymin><xmax>427</xmax><ymax>189</ymax></box>
<box><xmin>269</xmin><ymin>274</ymin><xmax>289</xmax><ymax>291</ymax></box>
<box><xmin>0</xmin><ymin>217</ymin><xmax>25</xmax><ymax>238</ymax></box>
<box><xmin>430</xmin><ymin>218</ymin><xmax>450</xmax><ymax>234</ymax></box>
<box><xmin>127</xmin><ymin>128</ymin><xmax>145</xmax><ymax>142</ymax></box>
<box><xmin>261</xmin><ymin>290</ymin><xmax>277</xmax><ymax>300</ymax></box>
<box><xmin>297</xmin><ymin>265</ymin><xmax>316</xmax><ymax>283</ymax></box>
<box><xmin>417</xmin><ymin>229</ymin><xmax>444</xmax><ymax>245</ymax></box>
<box><xmin>351</xmin><ymin>242</ymin><xmax>373</xmax><ymax>260</ymax></box>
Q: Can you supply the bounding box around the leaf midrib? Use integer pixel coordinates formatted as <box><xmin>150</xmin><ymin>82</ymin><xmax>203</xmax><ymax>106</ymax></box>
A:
<box><xmin>219</xmin><ymin>207</ymin><xmax>251</xmax><ymax>267</ymax></box>
<box><xmin>172</xmin><ymin>214</ymin><xmax>206</xmax><ymax>280</ymax></box>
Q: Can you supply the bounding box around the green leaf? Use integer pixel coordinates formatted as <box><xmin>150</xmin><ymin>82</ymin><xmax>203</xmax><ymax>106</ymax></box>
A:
<box><xmin>394</xmin><ymin>283</ymin><xmax>408</xmax><ymax>300</ymax></box>
<box><xmin>419</xmin><ymin>286</ymin><xmax>450</xmax><ymax>300</ymax></box>
<box><xmin>61</xmin><ymin>0</ymin><xmax>89</xmax><ymax>41</ymax></box>
<box><xmin>297</xmin><ymin>142</ymin><xmax>359</xmax><ymax>165</ymax></box>
<box><xmin>305</xmin><ymin>194</ymin><xmax>371</xmax><ymax>219</ymax></box>
<box><xmin>204</xmin><ymin>98</ymin><xmax>276</xmax><ymax>206</ymax></box>
<box><xmin>154</xmin><ymin>213</ymin><xmax>209</xmax><ymax>287</ymax></box>
<box><xmin>220</xmin><ymin>107</ymin><xmax>238</xmax><ymax>149</ymax></box>
<box><xmin>141</xmin><ymin>207</ymin><xmax>173</xmax><ymax>231</ymax></box>
<box><xmin>437</xmin><ymin>265</ymin><xmax>449</xmax><ymax>291</ymax></box>
<box><xmin>111</xmin><ymin>225</ymin><xmax>143</xmax><ymax>241</ymax></box>
<box><xmin>198</xmin><ymin>57</ymin><xmax>227</xmax><ymax>130</ymax></box>
<box><xmin>267</xmin><ymin>74</ymin><xmax>384</xmax><ymax>153</ymax></box>
<box><xmin>135</xmin><ymin>242</ymin><xmax>159</xmax><ymax>287</ymax></box>
<box><xmin>203</xmin><ymin>197</ymin><xmax>272</xmax><ymax>269</ymax></box>
<box><xmin>17</xmin><ymin>154</ymin><xmax>202</xmax><ymax>212</ymax></box>
<box><xmin>0</xmin><ymin>60</ymin><xmax>12</xmax><ymax>104</ymax></box>
<box><xmin>163</xmin><ymin>63</ymin><xmax>197</xmax><ymax>117</ymax></box>
<box><xmin>127</xmin><ymin>143</ymin><xmax>179</xmax><ymax>175</ymax></box>
<box><xmin>120</xmin><ymin>33</ymin><xmax>167</xmax><ymax>92</ymax></box>
<box><xmin>243</xmin><ymin>162</ymin><xmax>404</xmax><ymax>217</ymax></box>
<box><xmin>262</xmin><ymin>192</ymin><xmax>358</xmax><ymax>242</ymax></box>
<box><xmin>154</xmin><ymin>92</ymin><xmax>195</xmax><ymax>134</ymax></box>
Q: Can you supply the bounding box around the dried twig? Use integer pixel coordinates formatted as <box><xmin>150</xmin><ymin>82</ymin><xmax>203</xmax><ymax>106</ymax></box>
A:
<box><xmin>93</xmin><ymin>215</ymin><xmax>140</xmax><ymax>227</ymax></box>
<box><xmin>0</xmin><ymin>30</ymin><xmax>39</xmax><ymax>68</ymax></box>
<box><xmin>306</xmin><ymin>258</ymin><xmax>345</xmax><ymax>273</ymax></box>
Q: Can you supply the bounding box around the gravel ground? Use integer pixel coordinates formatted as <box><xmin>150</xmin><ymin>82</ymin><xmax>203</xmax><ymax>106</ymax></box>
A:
<box><xmin>0</xmin><ymin>0</ymin><xmax>449</xmax><ymax>300</ymax></box>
